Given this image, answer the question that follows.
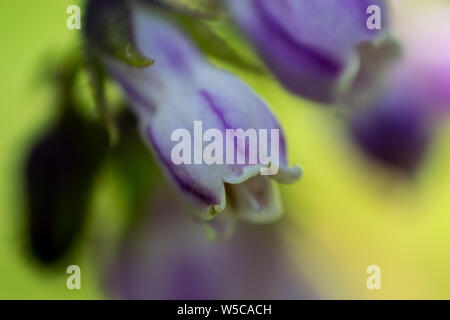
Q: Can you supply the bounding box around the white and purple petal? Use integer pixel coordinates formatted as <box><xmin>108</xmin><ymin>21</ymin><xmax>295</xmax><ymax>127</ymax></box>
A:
<box><xmin>104</xmin><ymin>4</ymin><xmax>301</xmax><ymax>220</ymax></box>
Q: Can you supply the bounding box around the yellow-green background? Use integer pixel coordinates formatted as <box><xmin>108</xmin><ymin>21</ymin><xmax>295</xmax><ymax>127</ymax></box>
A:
<box><xmin>1</xmin><ymin>0</ymin><xmax>450</xmax><ymax>299</ymax></box>
<box><xmin>0</xmin><ymin>0</ymin><xmax>102</xmax><ymax>299</ymax></box>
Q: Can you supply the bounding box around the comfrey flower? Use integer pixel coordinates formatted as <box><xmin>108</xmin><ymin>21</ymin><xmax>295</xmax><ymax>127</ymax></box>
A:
<box><xmin>105</xmin><ymin>187</ymin><xmax>313</xmax><ymax>299</ymax></box>
<box><xmin>100</xmin><ymin>3</ymin><xmax>301</xmax><ymax>222</ymax></box>
<box><xmin>227</xmin><ymin>0</ymin><xmax>389</xmax><ymax>104</ymax></box>
<box><xmin>351</xmin><ymin>89</ymin><xmax>432</xmax><ymax>174</ymax></box>
<box><xmin>351</xmin><ymin>0</ymin><xmax>450</xmax><ymax>174</ymax></box>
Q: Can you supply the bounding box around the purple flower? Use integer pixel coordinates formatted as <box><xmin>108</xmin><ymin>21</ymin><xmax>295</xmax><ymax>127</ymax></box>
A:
<box><xmin>104</xmin><ymin>4</ymin><xmax>301</xmax><ymax>221</ymax></box>
<box><xmin>351</xmin><ymin>92</ymin><xmax>432</xmax><ymax>174</ymax></box>
<box><xmin>227</xmin><ymin>0</ymin><xmax>389</xmax><ymax>103</ymax></box>
<box><xmin>350</xmin><ymin>63</ymin><xmax>450</xmax><ymax>174</ymax></box>
<box><xmin>105</xmin><ymin>187</ymin><xmax>313</xmax><ymax>300</ymax></box>
<box><xmin>350</xmin><ymin>0</ymin><xmax>450</xmax><ymax>174</ymax></box>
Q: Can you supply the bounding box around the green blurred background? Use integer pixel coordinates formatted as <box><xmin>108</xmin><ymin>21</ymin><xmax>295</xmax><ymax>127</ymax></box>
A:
<box><xmin>0</xmin><ymin>0</ymin><xmax>102</xmax><ymax>299</ymax></box>
<box><xmin>1</xmin><ymin>0</ymin><xmax>450</xmax><ymax>299</ymax></box>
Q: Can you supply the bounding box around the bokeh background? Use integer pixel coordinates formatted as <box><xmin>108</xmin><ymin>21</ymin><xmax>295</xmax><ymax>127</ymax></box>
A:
<box><xmin>1</xmin><ymin>0</ymin><xmax>450</xmax><ymax>299</ymax></box>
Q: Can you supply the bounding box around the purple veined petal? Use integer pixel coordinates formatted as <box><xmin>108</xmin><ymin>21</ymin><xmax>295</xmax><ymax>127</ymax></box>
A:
<box><xmin>137</xmin><ymin>78</ymin><xmax>301</xmax><ymax>220</ymax></box>
<box><xmin>227</xmin><ymin>0</ymin><xmax>389</xmax><ymax>103</ymax></box>
<box><xmin>104</xmin><ymin>3</ymin><xmax>301</xmax><ymax>221</ymax></box>
<box><xmin>258</xmin><ymin>0</ymin><xmax>388</xmax><ymax>50</ymax></box>
<box><xmin>193</xmin><ymin>66</ymin><xmax>302</xmax><ymax>184</ymax></box>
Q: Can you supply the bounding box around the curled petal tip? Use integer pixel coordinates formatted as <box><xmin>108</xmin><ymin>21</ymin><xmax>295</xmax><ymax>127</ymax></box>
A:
<box><xmin>274</xmin><ymin>165</ymin><xmax>303</xmax><ymax>184</ymax></box>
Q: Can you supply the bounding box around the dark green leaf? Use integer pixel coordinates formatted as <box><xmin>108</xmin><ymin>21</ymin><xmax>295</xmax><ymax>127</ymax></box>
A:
<box><xmin>84</xmin><ymin>0</ymin><xmax>153</xmax><ymax>67</ymax></box>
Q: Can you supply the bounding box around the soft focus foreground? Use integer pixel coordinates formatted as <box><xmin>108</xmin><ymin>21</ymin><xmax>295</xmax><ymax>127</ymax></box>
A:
<box><xmin>0</xmin><ymin>0</ymin><xmax>450</xmax><ymax>299</ymax></box>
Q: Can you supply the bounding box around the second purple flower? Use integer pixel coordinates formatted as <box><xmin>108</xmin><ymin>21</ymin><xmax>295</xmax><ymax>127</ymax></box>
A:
<box><xmin>227</xmin><ymin>0</ymin><xmax>389</xmax><ymax>104</ymax></box>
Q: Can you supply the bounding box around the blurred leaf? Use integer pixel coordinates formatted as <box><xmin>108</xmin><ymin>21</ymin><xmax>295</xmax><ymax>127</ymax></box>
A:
<box><xmin>176</xmin><ymin>15</ymin><xmax>265</xmax><ymax>74</ymax></box>
<box><xmin>140</xmin><ymin>0</ymin><xmax>264</xmax><ymax>73</ymax></box>
<box><xmin>150</xmin><ymin>0</ymin><xmax>222</xmax><ymax>17</ymax></box>
<box><xmin>24</xmin><ymin>57</ymin><xmax>110</xmax><ymax>265</ymax></box>
<box><xmin>25</xmin><ymin>106</ymin><xmax>109</xmax><ymax>265</ymax></box>
<box><xmin>85</xmin><ymin>54</ymin><xmax>120</xmax><ymax>146</ymax></box>
<box><xmin>84</xmin><ymin>0</ymin><xmax>153</xmax><ymax>67</ymax></box>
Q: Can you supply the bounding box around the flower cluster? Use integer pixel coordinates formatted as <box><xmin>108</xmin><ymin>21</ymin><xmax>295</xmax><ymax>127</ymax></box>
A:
<box><xmin>84</xmin><ymin>0</ymin><xmax>395</xmax><ymax>223</ymax></box>
<box><xmin>74</xmin><ymin>0</ymin><xmax>450</xmax><ymax>300</ymax></box>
